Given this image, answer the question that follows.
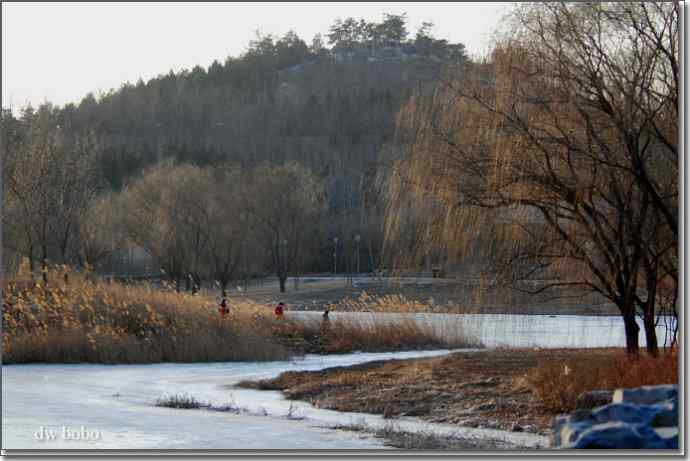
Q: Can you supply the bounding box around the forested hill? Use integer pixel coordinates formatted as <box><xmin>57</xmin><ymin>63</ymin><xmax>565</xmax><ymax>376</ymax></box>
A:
<box><xmin>8</xmin><ymin>14</ymin><xmax>467</xmax><ymax>203</ymax></box>
<box><xmin>94</xmin><ymin>56</ymin><xmax>445</xmax><ymax>195</ymax></box>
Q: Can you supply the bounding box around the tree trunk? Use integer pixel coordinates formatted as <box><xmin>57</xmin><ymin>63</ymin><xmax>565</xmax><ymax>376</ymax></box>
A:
<box><xmin>368</xmin><ymin>240</ymin><xmax>376</xmax><ymax>276</ymax></box>
<box><xmin>41</xmin><ymin>244</ymin><xmax>49</xmax><ymax>285</ymax></box>
<box><xmin>27</xmin><ymin>244</ymin><xmax>36</xmax><ymax>287</ymax></box>
<box><xmin>27</xmin><ymin>244</ymin><xmax>35</xmax><ymax>272</ymax></box>
<box><xmin>279</xmin><ymin>276</ymin><xmax>287</xmax><ymax>293</ymax></box>
<box><xmin>622</xmin><ymin>310</ymin><xmax>640</xmax><ymax>355</ymax></box>
<box><xmin>59</xmin><ymin>239</ymin><xmax>69</xmax><ymax>266</ymax></box>
<box><xmin>192</xmin><ymin>274</ymin><xmax>202</xmax><ymax>295</ymax></box>
<box><xmin>221</xmin><ymin>284</ymin><xmax>228</xmax><ymax>298</ymax></box>
<box><xmin>642</xmin><ymin>305</ymin><xmax>659</xmax><ymax>356</ymax></box>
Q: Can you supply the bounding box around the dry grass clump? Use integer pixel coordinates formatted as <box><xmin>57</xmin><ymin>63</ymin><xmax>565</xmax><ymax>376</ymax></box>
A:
<box><xmin>3</xmin><ymin>268</ymin><xmax>290</xmax><ymax>363</ymax></box>
<box><xmin>331</xmin><ymin>292</ymin><xmax>436</xmax><ymax>313</ymax></box>
<box><xmin>155</xmin><ymin>393</ymin><xmax>205</xmax><ymax>409</ymax></box>
<box><xmin>526</xmin><ymin>349</ymin><xmax>678</xmax><ymax>413</ymax></box>
<box><xmin>154</xmin><ymin>393</ymin><xmax>245</xmax><ymax>413</ymax></box>
<box><xmin>317</xmin><ymin>319</ymin><xmax>435</xmax><ymax>353</ymax></box>
<box><xmin>330</xmin><ymin>291</ymin><xmax>481</xmax><ymax>314</ymax></box>
<box><xmin>299</xmin><ymin>316</ymin><xmax>481</xmax><ymax>353</ymax></box>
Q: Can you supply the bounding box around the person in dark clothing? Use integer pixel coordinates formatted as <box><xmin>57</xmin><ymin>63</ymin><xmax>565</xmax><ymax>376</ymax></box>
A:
<box><xmin>321</xmin><ymin>309</ymin><xmax>331</xmax><ymax>331</ymax></box>
<box><xmin>319</xmin><ymin>309</ymin><xmax>331</xmax><ymax>351</ymax></box>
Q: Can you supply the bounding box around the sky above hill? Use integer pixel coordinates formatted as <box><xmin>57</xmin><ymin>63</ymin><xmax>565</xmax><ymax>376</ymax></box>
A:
<box><xmin>2</xmin><ymin>2</ymin><xmax>508</xmax><ymax>110</ymax></box>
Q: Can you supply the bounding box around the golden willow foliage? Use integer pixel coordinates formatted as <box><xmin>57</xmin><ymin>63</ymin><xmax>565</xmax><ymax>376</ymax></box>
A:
<box><xmin>388</xmin><ymin>3</ymin><xmax>677</xmax><ymax>272</ymax></box>
<box><xmin>385</xmin><ymin>2</ymin><xmax>678</xmax><ymax>354</ymax></box>
<box><xmin>387</xmin><ymin>56</ymin><xmax>559</xmax><ymax>275</ymax></box>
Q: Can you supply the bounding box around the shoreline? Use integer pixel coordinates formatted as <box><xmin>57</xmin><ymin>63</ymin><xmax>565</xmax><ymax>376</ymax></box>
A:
<box><xmin>236</xmin><ymin>348</ymin><xmax>641</xmax><ymax>438</ymax></box>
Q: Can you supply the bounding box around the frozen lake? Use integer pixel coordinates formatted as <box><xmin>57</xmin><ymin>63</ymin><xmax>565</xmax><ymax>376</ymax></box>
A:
<box><xmin>3</xmin><ymin>312</ymin><xmax>673</xmax><ymax>451</ymax></box>
<box><xmin>291</xmin><ymin>311</ymin><xmax>677</xmax><ymax>349</ymax></box>
<box><xmin>2</xmin><ymin>349</ymin><xmax>548</xmax><ymax>451</ymax></box>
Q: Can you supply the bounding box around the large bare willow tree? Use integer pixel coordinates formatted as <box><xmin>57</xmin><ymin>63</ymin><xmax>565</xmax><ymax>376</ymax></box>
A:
<box><xmin>387</xmin><ymin>2</ymin><xmax>678</xmax><ymax>354</ymax></box>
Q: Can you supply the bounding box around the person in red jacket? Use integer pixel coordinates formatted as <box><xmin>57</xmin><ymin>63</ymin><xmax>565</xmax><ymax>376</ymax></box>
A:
<box><xmin>274</xmin><ymin>302</ymin><xmax>285</xmax><ymax>318</ymax></box>
<box><xmin>218</xmin><ymin>298</ymin><xmax>230</xmax><ymax>318</ymax></box>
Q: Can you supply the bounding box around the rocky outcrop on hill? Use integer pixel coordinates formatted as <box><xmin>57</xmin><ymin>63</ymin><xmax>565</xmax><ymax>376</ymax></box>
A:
<box><xmin>552</xmin><ymin>385</ymin><xmax>678</xmax><ymax>449</ymax></box>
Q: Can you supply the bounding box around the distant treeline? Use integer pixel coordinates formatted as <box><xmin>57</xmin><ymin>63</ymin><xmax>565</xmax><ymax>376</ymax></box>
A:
<box><xmin>1</xmin><ymin>13</ymin><xmax>467</xmax><ymax>280</ymax></box>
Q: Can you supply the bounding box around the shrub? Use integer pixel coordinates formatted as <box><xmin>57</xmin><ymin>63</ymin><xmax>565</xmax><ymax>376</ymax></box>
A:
<box><xmin>527</xmin><ymin>349</ymin><xmax>678</xmax><ymax>413</ymax></box>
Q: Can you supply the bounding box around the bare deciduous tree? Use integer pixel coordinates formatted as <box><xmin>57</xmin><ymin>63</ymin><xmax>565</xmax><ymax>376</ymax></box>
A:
<box><xmin>204</xmin><ymin>164</ymin><xmax>251</xmax><ymax>297</ymax></box>
<box><xmin>244</xmin><ymin>162</ymin><xmax>326</xmax><ymax>293</ymax></box>
<box><xmin>2</xmin><ymin>104</ymin><xmax>102</xmax><ymax>284</ymax></box>
<box><xmin>387</xmin><ymin>2</ymin><xmax>678</xmax><ymax>354</ymax></box>
<box><xmin>73</xmin><ymin>193</ymin><xmax>126</xmax><ymax>273</ymax></box>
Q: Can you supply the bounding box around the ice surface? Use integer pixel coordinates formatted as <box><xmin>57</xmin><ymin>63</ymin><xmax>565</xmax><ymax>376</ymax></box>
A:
<box><xmin>290</xmin><ymin>312</ymin><xmax>676</xmax><ymax>349</ymax></box>
<box><xmin>12</xmin><ymin>310</ymin><xmax>660</xmax><ymax>451</ymax></box>
<box><xmin>3</xmin><ymin>349</ymin><xmax>548</xmax><ymax>450</ymax></box>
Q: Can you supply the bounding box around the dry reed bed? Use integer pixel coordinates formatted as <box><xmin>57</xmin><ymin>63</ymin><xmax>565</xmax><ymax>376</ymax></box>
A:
<box><xmin>3</xmin><ymin>270</ymin><xmax>477</xmax><ymax>363</ymax></box>
<box><xmin>325</xmin><ymin>291</ymin><xmax>486</xmax><ymax>314</ymax></box>
<box><xmin>3</xmin><ymin>270</ymin><xmax>290</xmax><ymax>363</ymax></box>
<box><xmin>329</xmin><ymin>292</ymin><xmax>438</xmax><ymax>313</ymax></box>
<box><xmin>299</xmin><ymin>315</ymin><xmax>482</xmax><ymax>353</ymax></box>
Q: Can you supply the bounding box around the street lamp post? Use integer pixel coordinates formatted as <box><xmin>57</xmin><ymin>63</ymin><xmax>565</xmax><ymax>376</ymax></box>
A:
<box><xmin>281</xmin><ymin>239</ymin><xmax>288</xmax><ymax>292</ymax></box>
<box><xmin>333</xmin><ymin>237</ymin><xmax>339</xmax><ymax>276</ymax></box>
<box><xmin>239</xmin><ymin>212</ymin><xmax>247</xmax><ymax>291</ymax></box>
<box><xmin>282</xmin><ymin>239</ymin><xmax>288</xmax><ymax>272</ymax></box>
<box><xmin>354</xmin><ymin>234</ymin><xmax>361</xmax><ymax>275</ymax></box>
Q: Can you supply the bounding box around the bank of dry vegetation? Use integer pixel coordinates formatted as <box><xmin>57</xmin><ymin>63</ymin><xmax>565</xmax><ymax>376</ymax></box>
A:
<box><xmin>3</xmin><ymin>270</ymin><xmax>289</xmax><ymax>363</ymax></box>
<box><xmin>239</xmin><ymin>348</ymin><xmax>678</xmax><ymax>433</ymax></box>
<box><xmin>299</xmin><ymin>315</ymin><xmax>481</xmax><ymax>353</ymax></box>
<box><xmin>2</xmin><ymin>270</ymin><xmax>475</xmax><ymax>363</ymax></box>
<box><xmin>527</xmin><ymin>348</ymin><xmax>678</xmax><ymax>413</ymax></box>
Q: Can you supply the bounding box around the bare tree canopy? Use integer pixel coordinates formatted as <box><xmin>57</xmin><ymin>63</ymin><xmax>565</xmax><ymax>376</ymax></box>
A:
<box><xmin>2</xmin><ymin>104</ymin><xmax>103</xmax><ymax>282</ymax></box>
<box><xmin>386</xmin><ymin>2</ymin><xmax>678</xmax><ymax>354</ymax></box>
<box><xmin>244</xmin><ymin>162</ymin><xmax>327</xmax><ymax>292</ymax></box>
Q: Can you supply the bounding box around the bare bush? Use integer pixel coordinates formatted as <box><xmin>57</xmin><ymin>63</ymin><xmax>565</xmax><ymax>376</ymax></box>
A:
<box><xmin>527</xmin><ymin>349</ymin><xmax>678</xmax><ymax>413</ymax></box>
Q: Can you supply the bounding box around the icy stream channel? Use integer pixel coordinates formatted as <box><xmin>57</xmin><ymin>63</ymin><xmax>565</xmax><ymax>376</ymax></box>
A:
<box><xmin>2</xmin><ymin>349</ymin><xmax>548</xmax><ymax>450</ymax></box>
